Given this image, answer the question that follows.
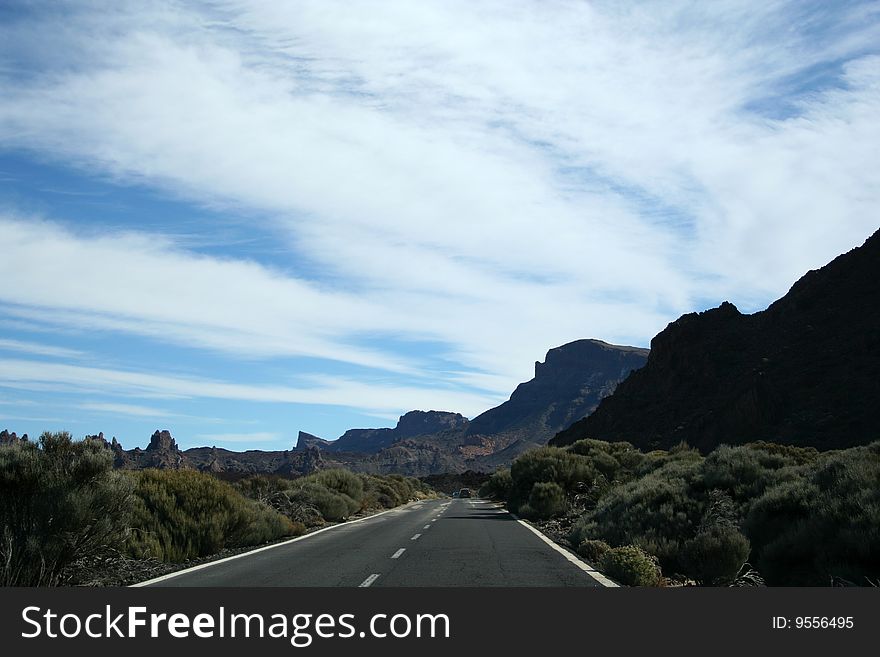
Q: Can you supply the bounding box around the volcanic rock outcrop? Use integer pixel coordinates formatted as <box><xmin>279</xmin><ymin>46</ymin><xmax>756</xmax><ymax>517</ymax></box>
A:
<box><xmin>552</xmin><ymin>229</ymin><xmax>880</xmax><ymax>452</ymax></box>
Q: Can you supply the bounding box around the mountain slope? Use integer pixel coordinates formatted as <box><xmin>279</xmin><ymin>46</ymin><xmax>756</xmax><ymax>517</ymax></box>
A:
<box><xmin>292</xmin><ymin>339</ymin><xmax>648</xmax><ymax>473</ymax></box>
<box><xmin>552</xmin><ymin>229</ymin><xmax>880</xmax><ymax>452</ymax></box>
<box><xmin>464</xmin><ymin>339</ymin><xmax>649</xmax><ymax>466</ymax></box>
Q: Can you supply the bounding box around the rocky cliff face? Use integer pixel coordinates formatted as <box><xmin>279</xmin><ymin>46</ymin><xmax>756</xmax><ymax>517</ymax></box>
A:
<box><xmin>138</xmin><ymin>429</ymin><xmax>187</xmax><ymax>469</ymax></box>
<box><xmin>294</xmin><ymin>431</ymin><xmax>333</xmax><ymax>450</ymax></box>
<box><xmin>469</xmin><ymin>339</ymin><xmax>648</xmax><ymax>436</ymax></box>
<box><xmin>287</xmin><ymin>340</ymin><xmax>648</xmax><ymax>474</ymax></box>
<box><xmin>552</xmin><ymin>228</ymin><xmax>880</xmax><ymax>452</ymax></box>
<box><xmin>321</xmin><ymin>410</ymin><xmax>470</xmax><ymax>454</ymax></box>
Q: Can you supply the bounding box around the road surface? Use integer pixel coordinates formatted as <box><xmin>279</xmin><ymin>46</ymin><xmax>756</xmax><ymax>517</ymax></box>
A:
<box><xmin>138</xmin><ymin>498</ymin><xmax>611</xmax><ymax>587</ymax></box>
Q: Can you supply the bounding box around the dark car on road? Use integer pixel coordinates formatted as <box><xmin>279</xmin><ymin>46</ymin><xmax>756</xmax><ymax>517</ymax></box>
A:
<box><xmin>458</xmin><ymin>488</ymin><xmax>472</xmax><ymax>498</ymax></box>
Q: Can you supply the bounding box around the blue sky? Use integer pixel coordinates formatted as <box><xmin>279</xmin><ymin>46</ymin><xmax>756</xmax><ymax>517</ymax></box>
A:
<box><xmin>1</xmin><ymin>1</ymin><xmax>879</xmax><ymax>450</ymax></box>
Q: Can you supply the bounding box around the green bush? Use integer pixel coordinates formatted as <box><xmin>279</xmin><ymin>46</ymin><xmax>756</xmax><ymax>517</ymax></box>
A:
<box><xmin>576</xmin><ymin>539</ymin><xmax>611</xmax><ymax>564</ymax></box>
<box><xmin>526</xmin><ymin>481</ymin><xmax>567</xmax><ymax>519</ymax></box>
<box><xmin>681</xmin><ymin>525</ymin><xmax>751</xmax><ymax>585</ymax></box>
<box><xmin>700</xmin><ymin>445</ymin><xmax>804</xmax><ymax>506</ymax></box>
<box><xmin>288</xmin><ymin>481</ymin><xmax>360</xmax><ymax>522</ymax></box>
<box><xmin>567</xmin><ymin>439</ymin><xmax>647</xmax><ymax>482</ymax></box>
<box><xmin>508</xmin><ymin>447</ymin><xmax>597</xmax><ymax>510</ymax></box>
<box><xmin>0</xmin><ymin>432</ymin><xmax>133</xmax><ymax>586</ymax></box>
<box><xmin>479</xmin><ymin>468</ymin><xmax>512</xmax><ymax>500</ymax></box>
<box><xmin>509</xmin><ymin>437</ymin><xmax>876</xmax><ymax>585</ymax></box>
<box><xmin>313</xmin><ymin>469</ymin><xmax>364</xmax><ymax>505</ymax></box>
<box><xmin>600</xmin><ymin>545</ymin><xmax>661</xmax><ymax>586</ymax></box>
<box><xmin>235</xmin><ymin>470</ymin><xmax>431</xmax><ymax>526</ymax></box>
<box><xmin>127</xmin><ymin>469</ymin><xmax>294</xmax><ymax>562</ymax></box>
<box><xmin>746</xmin><ymin>445</ymin><xmax>880</xmax><ymax>585</ymax></box>
<box><xmin>571</xmin><ymin>458</ymin><xmax>704</xmax><ymax>573</ymax></box>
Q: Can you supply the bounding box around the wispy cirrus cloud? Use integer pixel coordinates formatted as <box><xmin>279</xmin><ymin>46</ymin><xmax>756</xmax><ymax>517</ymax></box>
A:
<box><xmin>0</xmin><ymin>357</ymin><xmax>499</xmax><ymax>418</ymax></box>
<box><xmin>1</xmin><ymin>1</ymin><xmax>878</xmax><ymax>441</ymax></box>
<box><xmin>0</xmin><ymin>338</ymin><xmax>84</xmax><ymax>359</ymax></box>
<box><xmin>79</xmin><ymin>402</ymin><xmax>173</xmax><ymax>418</ymax></box>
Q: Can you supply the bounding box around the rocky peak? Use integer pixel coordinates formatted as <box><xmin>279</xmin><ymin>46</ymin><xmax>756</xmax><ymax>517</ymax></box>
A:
<box><xmin>0</xmin><ymin>429</ymin><xmax>27</xmax><ymax>445</ymax></box>
<box><xmin>395</xmin><ymin>410</ymin><xmax>470</xmax><ymax>438</ymax></box>
<box><xmin>295</xmin><ymin>431</ymin><xmax>333</xmax><ymax>451</ymax></box>
<box><xmin>141</xmin><ymin>430</ymin><xmax>186</xmax><ymax>469</ymax></box>
<box><xmin>147</xmin><ymin>429</ymin><xmax>179</xmax><ymax>452</ymax></box>
<box><xmin>534</xmin><ymin>339</ymin><xmax>650</xmax><ymax>378</ymax></box>
<box><xmin>466</xmin><ymin>339</ymin><xmax>649</xmax><ymax>438</ymax></box>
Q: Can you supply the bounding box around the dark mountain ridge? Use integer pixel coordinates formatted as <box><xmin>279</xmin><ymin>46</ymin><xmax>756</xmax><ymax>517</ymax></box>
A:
<box><xmin>552</xmin><ymin>228</ymin><xmax>880</xmax><ymax>452</ymax></box>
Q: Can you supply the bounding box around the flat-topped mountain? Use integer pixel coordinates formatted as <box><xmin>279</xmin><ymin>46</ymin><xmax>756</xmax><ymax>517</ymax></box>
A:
<box><xmin>311</xmin><ymin>410</ymin><xmax>470</xmax><ymax>454</ymax></box>
<box><xmin>552</xmin><ymin>228</ymin><xmax>880</xmax><ymax>452</ymax></box>
<box><xmin>292</xmin><ymin>338</ymin><xmax>648</xmax><ymax>473</ymax></box>
<box><xmin>463</xmin><ymin>339</ymin><xmax>649</xmax><ymax>466</ymax></box>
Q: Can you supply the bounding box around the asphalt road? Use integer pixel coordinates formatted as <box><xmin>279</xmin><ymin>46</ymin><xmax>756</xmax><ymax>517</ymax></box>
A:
<box><xmin>138</xmin><ymin>498</ymin><xmax>610</xmax><ymax>587</ymax></box>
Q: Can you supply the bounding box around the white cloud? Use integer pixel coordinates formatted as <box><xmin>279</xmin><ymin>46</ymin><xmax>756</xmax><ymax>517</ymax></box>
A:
<box><xmin>0</xmin><ymin>1</ymin><xmax>878</xmax><ymax>419</ymax></box>
<box><xmin>0</xmin><ymin>338</ymin><xmax>84</xmax><ymax>359</ymax></box>
<box><xmin>79</xmin><ymin>402</ymin><xmax>172</xmax><ymax>418</ymax></box>
<box><xmin>0</xmin><ymin>357</ymin><xmax>499</xmax><ymax>418</ymax></box>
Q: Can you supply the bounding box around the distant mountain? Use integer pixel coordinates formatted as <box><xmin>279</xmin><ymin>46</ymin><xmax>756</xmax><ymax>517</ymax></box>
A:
<box><xmin>552</xmin><ymin>228</ymin><xmax>880</xmax><ymax>452</ymax></box>
<box><xmin>307</xmin><ymin>410</ymin><xmax>470</xmax><ymax>453</ymax></box>
<box><xmin>464</xmin><ymin>339</ymin><xmax>649</xmax><ymax>467</ymax></box>
<box><xmin>78</xmin><ymin>430</ymin><xmax>333</xmax><ymax>477</ymax></box>
<box><xmin>292</xmin><ymin>339</ymin><xmax>648</xmax><ymax>473</ymax></box>
<box><xmin>38</xmin><ymin>338</ymin><xmax>647</xmax><ymax>477</ymax></box>
<box><xmin>295</xmin><ymin>431</ymin><xmax>333</xmax><ymax>451</ymax></box>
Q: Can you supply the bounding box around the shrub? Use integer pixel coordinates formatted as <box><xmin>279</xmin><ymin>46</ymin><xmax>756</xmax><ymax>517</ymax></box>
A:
<box><xmin>313</xmin><ymin>469</ymin><xmax>364</xmax><ymax>505</ymax></box>
<box><xmin>571</xmin><ymin>458</ymin><xmax>704</xmax><ymax>573</ymax></box>
<box><xmin>746</xmin><ymin>441</ymin><xmax>820</xmax><ymax>465</ymax></box>
<box><xmin>508</xmin><ymin>447</ymin><xmax>597</xmax><ymax>510</ymax></box>
<box><xmin>288</xmin><ymin>481</ymin><xmax>359</xmax><ymax>522</ymax></box>
<box><xmin>479</xmin><ymin>468</ymin><xmax>512</xmax><ymax>500</ymax></box>
<box><xmin>637</xmin><ymin>443</ymin><xmax>703</xmax><ymax>476</ymax></box>
<box><xmin>746</xmin><ymin>445</ymin><xmax>880</xmax><ymax>585</ymax></box>
<box><xmin>576</xmin><ymin>539</ymin><xmax>611</xmax><ymax>564</ymax></box>
<box><xmin>526</xmin><ymin>481</ymin><xmax>567</xmax><ymax>519</ymax></box>
<box><xmin>600</xmin><ymin>545</ymin><xmax>661</xmax><ymax>586</ymax></box>
<box><xmin>235</xmin><ymin>471</ymin><xmax>431</xmax><ymax>526</ymax></box>
<box><xmin>701</xmin><ymin>445</ymin><xmax>804</xmax><ymax>507</ymax></box>
<box><xmin>681</xmin><ymin>525</ymin><xmax>751</xmax><ymax>585</ymax></box>
<box><xmin>0</xmin><ymin>432</ymin><xmax>133</xmax><ymax>586</ymax></box>
<box><xmin>127</xmin><ymin>469</ymin><xmax>294</xmax><ymax>562</ymax></box>
<box><xmin>567</xmin><ymin>439</ymin><xmax>647</xmax><ymax>482</ymax></box>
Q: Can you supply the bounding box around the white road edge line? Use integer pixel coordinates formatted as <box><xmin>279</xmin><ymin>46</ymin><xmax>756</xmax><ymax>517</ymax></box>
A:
<box><xmin>359</xmin><ymin>574</ymin><xmax>380</xmax><ymax>587</ymax></box>
<box><xmin>391</xmin><ymin>548</ymin><xmax>406</xmax><ymax>559</ymax></box>
<box><xmin>411</xmin><ymin>533</ymin><xmax>422</xmax><ymax>540</ymax></box>
<box><xmin>511</xmin><ymin>512</ymin><xmax>618</xmax><ymax>587</ymax></box>
<box><xmin>130</xmin><ymin>500</ymin><xmax>425</xmax><ymax>587</ymax></box>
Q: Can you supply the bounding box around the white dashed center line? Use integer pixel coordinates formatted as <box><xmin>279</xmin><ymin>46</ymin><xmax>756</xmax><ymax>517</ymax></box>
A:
<box><xmin>359</xmin><ymin>574</ymin><xmax>380</xmax><ymax>587</ymax></box>
<box><xmin>391</xmin><ymin>548</ymin><xmax>406</xmax><ymax>559</ymax></box>
<box><xmin>411</xmin><ymin>533</ymin><xmax>422</xmax><ymax>541</ymax></box>
<box><xmin>423</xmin><ymin>525</ymin><xmax>430</xmax><ymax>529</ymax></box>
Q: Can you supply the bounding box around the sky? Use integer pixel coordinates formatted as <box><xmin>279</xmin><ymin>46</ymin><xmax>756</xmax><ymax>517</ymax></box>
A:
<box><xmin>1</xmin><ymin>1</ymin><xmax>879</xmax><ymax>450</ymax></box>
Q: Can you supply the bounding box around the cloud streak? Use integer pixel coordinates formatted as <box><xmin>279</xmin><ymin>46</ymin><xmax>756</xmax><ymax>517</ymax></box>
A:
<box><xmin>1</xmin><ymin>1</ymin><xmax>878</xmax><ymax>434</ymax></box>
<box><xmin>0</xmin><ymin>357</ymin><xmax>499</xmax><ymax>418</ymax></box>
